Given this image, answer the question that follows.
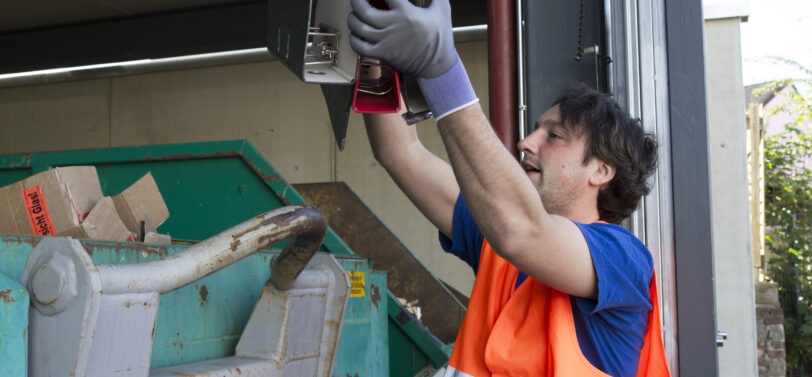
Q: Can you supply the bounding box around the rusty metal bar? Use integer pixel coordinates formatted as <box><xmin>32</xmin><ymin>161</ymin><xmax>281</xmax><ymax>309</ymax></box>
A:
<box><xmin>96</xmin><ymin>206</ymin><xmax>327</xmax><ymax>294</ymax></box>
<box><xmin>270</xmin><ymin>209</ymin><xmax>329</xmax><ymax>290</ymax></box>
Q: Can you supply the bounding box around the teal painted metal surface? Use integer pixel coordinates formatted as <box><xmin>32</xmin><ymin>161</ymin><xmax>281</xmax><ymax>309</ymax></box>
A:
<box><xmin>336</xmin><ymin>259</ymin><xmax>389</xmax><ymax>377</ymax></box>
<box><xmin>387</xmin><ymin>293</ymin><xmax>451</xmax><ymax>370</ymax></box>
<box><xmin>0</xmin><ymin>235</ymin><xmax>386</xmax><ymax>376</ymax></box>
<box><xmin>0</xmin><ymin>140</ymin><xmax>451</xmax><ymax>374</ymax></box>
<box><xmin>0</xmin><ymin>270</ymin><xmax>28</xmax><ymax>376</ymax></box>
<box><xmin>390</xmin><ymin>320</ymin><xmax>430</xmax><ymax>376</ymax></box>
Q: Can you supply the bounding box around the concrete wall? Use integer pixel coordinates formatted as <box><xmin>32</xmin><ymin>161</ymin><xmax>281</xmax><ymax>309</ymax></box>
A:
<box><xmin>0</xmin><ymin>40</ymin><xmax>489</xmax><ymax>296</ymax></box>
<box><xmin>704</xmin><ymin>17</ymin><xmax>759</xmax><ymax>377</ymax></box>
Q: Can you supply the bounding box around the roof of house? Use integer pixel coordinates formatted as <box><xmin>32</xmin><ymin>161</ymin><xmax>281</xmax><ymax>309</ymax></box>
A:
<box><xmin>745</xmin><ymin>82</ymin><xmax>797</xmax><ymax>106</ymax></box>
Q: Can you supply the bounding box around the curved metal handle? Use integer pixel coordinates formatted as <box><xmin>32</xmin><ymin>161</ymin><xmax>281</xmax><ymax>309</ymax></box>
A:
<box><xmin>96</xmin><ymin>206</ymin><xmax>328</xmax><ymax>294</ymax></box>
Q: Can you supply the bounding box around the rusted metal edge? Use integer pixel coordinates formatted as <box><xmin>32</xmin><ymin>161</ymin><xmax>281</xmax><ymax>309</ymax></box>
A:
<box><xmin>269</xmin><ymin>207</ymin><xmax>328</xmax><ymax>289</ymax></box>
<box><xmin>0</xmin><ymin>288</ymin><xmax>15</xmax><ymax>303</ymax></box>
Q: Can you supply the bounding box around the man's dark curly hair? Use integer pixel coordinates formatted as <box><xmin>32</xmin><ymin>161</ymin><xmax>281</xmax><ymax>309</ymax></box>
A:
<box><xmin>552</xmin><ymin>83</ymin><xmax>658</xmax><ymax>224</ymax></box>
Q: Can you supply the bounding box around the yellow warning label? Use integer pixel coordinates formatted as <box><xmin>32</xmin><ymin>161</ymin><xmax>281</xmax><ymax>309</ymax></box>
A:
<box><xmin>348</xmin><ymin>271</ymin><xmax>365</xmax><ymax>297</ymax></box>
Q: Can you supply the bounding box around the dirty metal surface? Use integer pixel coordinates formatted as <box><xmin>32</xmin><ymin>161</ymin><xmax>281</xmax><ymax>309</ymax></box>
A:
<box><xmin>0</xmin><ymin>235</ymin><xmax>262</xmax><ymax>369</ymax></box>
<box><xmin>11</xmin><ymin>207</ymin><xmax>328</xmax><ymax>376</ymax></box>
<box><xmin>265</xmin><ymin>207</ymin><xmax>328</xmax><ymax>289</ymax></box>
<box><xmin>321</xmin><ymin>83</ymin><xmax>355</xmax><ymax>151</ymax></box>
<box><xmin>149</xmin><ymin>356</ymin><xmax>272</xmax><ymax>376</ymax></box>
<box><xmin>294</xmin><ymin>182</ymin><xmax>467</xmax><ymax>343</ymax></box>
<box><xmin>0</xmin><ymin>271</ymin><xmax>28</xmax><ymax>377</ymax></box>
<box><xmin>0</xmin><ymin>234</ymin><xmax>386</xmax><ymax>376</ymax></box>
<box><xmin>234</xmin><ymin>253</ymin><xmax>349</xmax><ymax>377</ymax></box>
<box><xmin>267</xmin><ymin>0</ymin><xmax>311</xmax><ymax>79</ymax></box>
<box><xmin>335</xmin><ymin>259</ymin><xmax>389</xmax><ymax>377</ymax></box>
<box><xmin>94</xmin><ymin>206</ymin><xmax>328</xmax><ymax>295</ymax></box>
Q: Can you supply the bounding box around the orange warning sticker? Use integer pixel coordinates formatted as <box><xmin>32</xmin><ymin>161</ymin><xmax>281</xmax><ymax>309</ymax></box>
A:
<box><xmin>21</xmin><ymin>185</ymin><xmax>56</xmax><ymax>236</ymax></box>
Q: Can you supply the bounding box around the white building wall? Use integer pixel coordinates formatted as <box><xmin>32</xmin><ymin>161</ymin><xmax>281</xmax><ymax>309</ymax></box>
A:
<box><xmin>704</xmin><ymin>17</ymin><xmax>759</xmax><ymax>377</ymax></box>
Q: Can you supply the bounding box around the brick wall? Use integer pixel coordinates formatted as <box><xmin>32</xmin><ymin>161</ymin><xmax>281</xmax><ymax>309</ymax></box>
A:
<box><xmin>756</xmin><ymin>282</ymin><xmax>786</xmax><ymax>377</ymax></box>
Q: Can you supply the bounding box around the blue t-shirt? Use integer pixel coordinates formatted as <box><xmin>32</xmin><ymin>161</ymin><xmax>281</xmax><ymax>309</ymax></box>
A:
<box><xmin>439</xmin><ymin>195</ymin><xmax>653</xmax><ymax>377</ymax></box>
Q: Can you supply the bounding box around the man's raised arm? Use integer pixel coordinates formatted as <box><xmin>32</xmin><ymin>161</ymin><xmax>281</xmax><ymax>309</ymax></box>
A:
<box><xmin>363</xmin><ymin>111</ymin><xmax>459</xmax><ymax>238</ymax></box>
<box><xmin>348</xmin><ymin>0</ymin><xmax>600</xmax><ymax>298</ymax></box>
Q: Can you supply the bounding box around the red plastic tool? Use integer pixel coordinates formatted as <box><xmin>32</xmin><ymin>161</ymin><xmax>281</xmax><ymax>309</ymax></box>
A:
<box><xmin>351</xmin><ymin>0</ymin><xmax>402</xmax><ymax>113</ymax></box>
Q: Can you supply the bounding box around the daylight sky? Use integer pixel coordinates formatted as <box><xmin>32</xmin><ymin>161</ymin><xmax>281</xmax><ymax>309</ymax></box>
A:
<box><xmin>739</xmin><ymin>0</ymin><xmax>812</xmax><ymax>85</ymax></box>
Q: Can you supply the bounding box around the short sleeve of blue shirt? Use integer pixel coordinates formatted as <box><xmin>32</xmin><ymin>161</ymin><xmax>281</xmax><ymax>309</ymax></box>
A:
<box><xmin>438</xmin><ymin>195</ymin><xmax>484</xmax><ymax>272</ymax></box>
<box><xmin>439</xmin><ymin>195</ymin><xmax>655</xmax><ymax>377</ymax></box>
<box><xmin>571</xmin><ymin>222</ymin><xmax>654</xmax><ymax>377</ymax></box>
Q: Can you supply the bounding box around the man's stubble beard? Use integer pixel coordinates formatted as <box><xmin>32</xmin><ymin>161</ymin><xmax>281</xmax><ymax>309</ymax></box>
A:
<box><xmin>536</xmin><ymin>170</ymin><xmax>581</xmax><ymax>217</ymax></box>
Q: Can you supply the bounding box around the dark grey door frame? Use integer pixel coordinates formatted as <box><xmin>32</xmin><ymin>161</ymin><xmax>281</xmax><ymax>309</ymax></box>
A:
<box><xmin>664</xmin><ymin>0</ymin><xmax>719</xmax><ymax>375</ymax></box>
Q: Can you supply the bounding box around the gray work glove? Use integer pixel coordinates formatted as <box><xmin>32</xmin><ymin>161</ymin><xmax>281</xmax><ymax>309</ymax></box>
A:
<box><xmin>347</xmin><ymin>0</ymin><xmax>458</xmax><ymax>79</ymax></box>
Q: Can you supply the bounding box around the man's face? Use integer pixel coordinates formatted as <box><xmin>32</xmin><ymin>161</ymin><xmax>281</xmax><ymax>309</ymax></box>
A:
<box><xmin>517</xmin><ymin>105</ymin><xmax>596</xmax><ymax>216</ymax></box>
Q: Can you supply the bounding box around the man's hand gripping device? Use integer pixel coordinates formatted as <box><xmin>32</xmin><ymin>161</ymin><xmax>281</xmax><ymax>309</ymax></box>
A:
<box><xmin>352</xmin><ymin>0</ymin><xmax>433</xmax><ymax>124</ymax></box>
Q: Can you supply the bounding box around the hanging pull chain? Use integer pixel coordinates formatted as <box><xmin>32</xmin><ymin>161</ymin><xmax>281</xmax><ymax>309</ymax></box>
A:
<box><xmin>575</xmin><ymin>0</ymin><xmax>586</xmax><ymax>61</ymax></box>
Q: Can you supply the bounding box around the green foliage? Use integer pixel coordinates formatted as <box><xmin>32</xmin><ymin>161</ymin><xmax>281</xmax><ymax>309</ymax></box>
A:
<box><xmin>763</xmin><ymin>58</ymin><xmax>812</xmax><ymax>375</ymax></box>
<box><xmin>766</xmin><ymin>127</ymin><xmax>812</xmax><ymax>373</ymax></box>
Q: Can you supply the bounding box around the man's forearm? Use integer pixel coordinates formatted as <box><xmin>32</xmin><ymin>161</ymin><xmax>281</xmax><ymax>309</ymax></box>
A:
<box><xmin>363</xmin><ymin>112</ymin><xmax>419</xmax><ymax>167</ymax></box>
<box><xmin>363</xmin><ymin>112</ymin><xmax>459</xmax><ymax>237</ymax></box>
<box><xmin>437</xmin><ymin>104</ymin><xmax>549</xmax><ymax>254</ymax></box>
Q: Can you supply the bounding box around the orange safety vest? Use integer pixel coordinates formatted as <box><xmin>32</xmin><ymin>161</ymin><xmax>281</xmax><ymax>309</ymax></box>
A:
<box><xmin>446</xmin><ymin>240</ymin><xmax>671</xmax><ymax>377</ymax></box>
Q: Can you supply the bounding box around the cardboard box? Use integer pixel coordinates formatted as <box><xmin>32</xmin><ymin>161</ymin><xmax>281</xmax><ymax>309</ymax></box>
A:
<box><xmin>79</xmin><ymin>197</ymin><xmax>135</xmax><ymax>242</ymax></box>
<box><xmin>0</xmin><ymin>167</ymin><xmax>170</xmax><ymax>243</ymax></box>
<box><xmin>0</xmin><ymin>166</ymin><xmax>103</xmax><ymax>236</ymax></box>
<box><xmin>112</xmin><ymin>172</ymin><xmax>169</xmax><ymax>233</ymax></box>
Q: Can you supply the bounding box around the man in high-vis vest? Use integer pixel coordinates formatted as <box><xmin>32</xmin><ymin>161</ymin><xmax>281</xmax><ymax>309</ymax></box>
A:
<box><xmin>348</xmin><ymin>0</ymin><xmax>672</xmax><ymax>376</ymax></box>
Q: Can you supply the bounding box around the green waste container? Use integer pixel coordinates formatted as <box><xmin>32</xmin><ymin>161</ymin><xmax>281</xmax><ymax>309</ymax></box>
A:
<box><xmin>0</xmin><ymin>140</ymin><xmax>452</xmax><ymax>377</ymax></box>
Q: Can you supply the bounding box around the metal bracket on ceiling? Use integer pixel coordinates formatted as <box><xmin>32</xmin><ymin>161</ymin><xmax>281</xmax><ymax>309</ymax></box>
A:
<box><xmin>268</xmin><ymin>0</ymin><xmax>357</xmax><ymax>150</ymax></box>
<box><xmin>267</xmin><ymin>0</ymin><xmax>357</xmax><ymax>85</ymax></box>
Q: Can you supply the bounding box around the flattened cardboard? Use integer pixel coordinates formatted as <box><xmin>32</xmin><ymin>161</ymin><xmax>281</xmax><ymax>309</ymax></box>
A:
<box><xmin>60</xmin><ymin>166</ymin><xmax>104</xmax><ymax>223</ymax></box>
<box><xmin>0</xmin><ymin>166</ymin><xmax>103</xmax><ymax>236</ymax></box>
<box><xmin>80</xmin><ymin>197</ymin><xmax>134</xmax><ymax>242</ymax></box>
<box><xmin>112</xmin><ymin>172</ymin><xmax>169</xmax><ymax>233</ymax></box>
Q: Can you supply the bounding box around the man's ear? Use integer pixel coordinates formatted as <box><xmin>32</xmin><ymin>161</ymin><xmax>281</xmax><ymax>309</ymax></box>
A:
<box><xmin>589</xmin><ymin>160</ymin><xmax>615</xmax><ymax>187</ymax></box>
